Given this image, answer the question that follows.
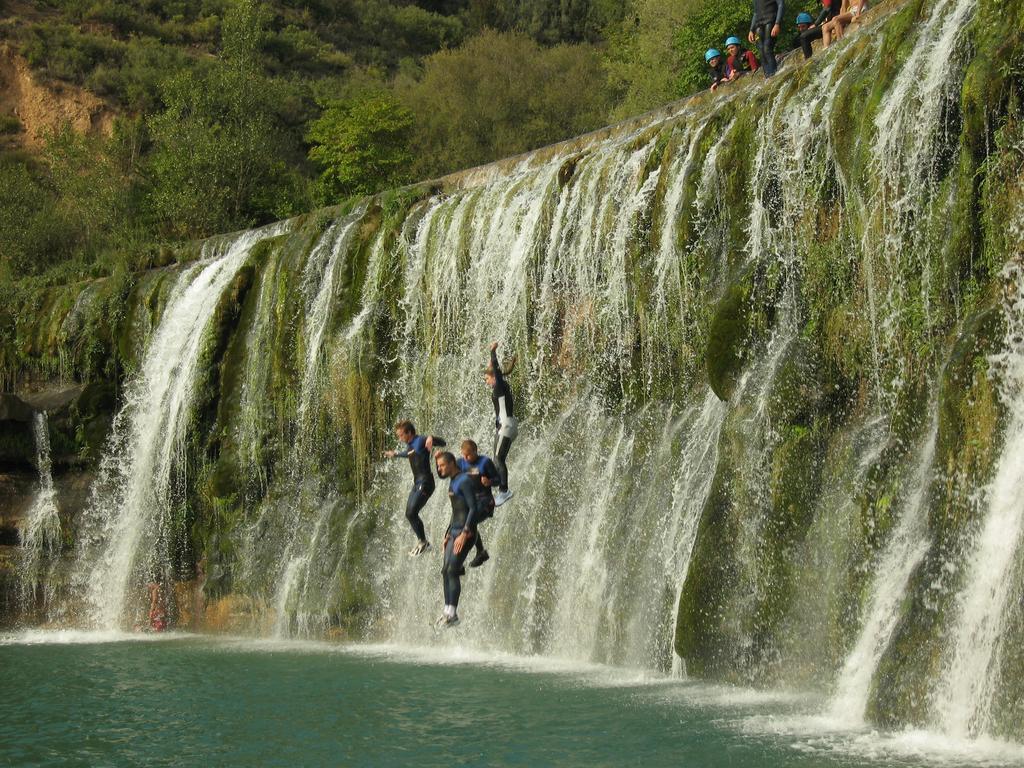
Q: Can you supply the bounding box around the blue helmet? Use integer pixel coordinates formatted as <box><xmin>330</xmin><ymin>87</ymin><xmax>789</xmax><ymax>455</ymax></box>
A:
<box><xmin>796</xmin><ymin>11</ymin><xmax>814</xmax><ymax>23</ymax></box>
<box><xmin>725</xmin><ymin>36</ymin><xmax>742</xmax><ymax>47</ymax></box>
<box><xmin>705</xmin><ymin>48</ymin><xmax>721</xmax><ymax>63</ymax></box>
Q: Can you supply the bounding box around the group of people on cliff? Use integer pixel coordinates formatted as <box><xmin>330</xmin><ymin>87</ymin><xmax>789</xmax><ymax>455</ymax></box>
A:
<box><xmin>705</xmin><ymin>0</ymin><xmax>868</xmax><ymax>91</ymax></box>
<box><xmin>383</xmin><ymin>342</ymin><xmax>519</xmax><ymax>629</ymax></box>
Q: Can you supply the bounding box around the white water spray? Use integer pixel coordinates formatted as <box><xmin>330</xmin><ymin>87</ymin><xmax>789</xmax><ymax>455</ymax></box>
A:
<box><xmin>18</xmin><ymin>412</ymin><xmax>62</xmax><ymax>601</ymax></box>
<box><xmin>74</xmin><ymin>223</ymin><xmax>288</xmax><ymax>629</ymax></box>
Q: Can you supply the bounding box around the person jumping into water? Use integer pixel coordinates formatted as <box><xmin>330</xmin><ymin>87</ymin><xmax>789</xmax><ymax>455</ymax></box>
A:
<box><xmin>456</xmin><ymin>439</ymin><xmax>501</xmax><ymax>569</ymax></box>
<box><xmin>383</xmin><ymin>420</ymin><xmax>446</xmax><ymax>557</ymax></box>
<box><xmin>435</xmin><ymin>451</ymin><xmax>480</xmax><ymax>628</ymax></box>
<box><xmin>485</xmin><ymin>341</ymin><xmax>517</xmax><ymax>506</ymax></box>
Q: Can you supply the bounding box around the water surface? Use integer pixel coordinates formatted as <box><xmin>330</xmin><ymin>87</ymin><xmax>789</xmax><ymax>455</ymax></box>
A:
<box><xmin>2</xmin><ymin>633</ymin><xmax>1022</xmax><ymax>767</ymax></box>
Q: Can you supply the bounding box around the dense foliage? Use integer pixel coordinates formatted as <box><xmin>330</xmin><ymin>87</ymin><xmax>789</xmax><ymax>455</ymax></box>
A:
<box><xmin>0</xmin><ymin>0</ymin><xmax>819</xmax><ymax>283</ymax></box>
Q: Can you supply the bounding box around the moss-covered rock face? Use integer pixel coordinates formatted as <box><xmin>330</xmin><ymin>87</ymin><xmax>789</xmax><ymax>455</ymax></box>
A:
<box><xmin>2</xmin><ymin>0</ymin><xmax>1024</xmax><ymax>742</ymax></box>
<box><xmin>706</xmin><ymin>267</ymin><xmax>755</xmax><ymax>401</ymax></box>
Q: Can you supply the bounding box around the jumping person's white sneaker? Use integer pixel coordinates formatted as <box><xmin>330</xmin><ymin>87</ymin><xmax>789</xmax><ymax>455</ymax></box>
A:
<box><xmin>494</xmin><ymin>489</ymin><xmax>514</xmax><ymax>507</ymax></box>
<box><xmin>408</xmin><ymin>540</ymin><xmax>430</xmax><ymax>557</ymax></box>
<box><xmin>434</xmin><ymin>613</ymin><xmax>460</xmax><ymax>629</ymax></box>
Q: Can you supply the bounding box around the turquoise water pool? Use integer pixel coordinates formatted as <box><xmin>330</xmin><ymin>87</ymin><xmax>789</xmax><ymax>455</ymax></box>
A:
<box><xmin>2</xmin><ymin>633</ymin><xmax>1022</xmax><ymax>767</ymax></box>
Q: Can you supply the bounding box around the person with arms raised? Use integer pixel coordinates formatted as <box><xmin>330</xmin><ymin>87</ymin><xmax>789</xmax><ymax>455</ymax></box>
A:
<box><xmin>383</xmin><ymin>420</ymin><xmax>446</xmax><ymax>557</ymax></box>
<box><xmin>485</xmin><ymin>342</ymin><xmax>517</xmax><ymax>506</ymax></box>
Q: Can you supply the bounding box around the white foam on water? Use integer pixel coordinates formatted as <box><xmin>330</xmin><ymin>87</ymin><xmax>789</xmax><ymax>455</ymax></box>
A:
<box><xmin>743</xmin><ymin>714</ymin><xmax>1024</xmax><ymax>767</ymax></box>
<box><xmin>0</xmin><ymin>628</ymin><xmax>195</xmax><ymax>646</ymax></box>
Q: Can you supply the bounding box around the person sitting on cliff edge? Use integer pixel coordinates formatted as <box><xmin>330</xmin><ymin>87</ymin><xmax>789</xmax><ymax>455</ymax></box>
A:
<box><xmin>383</xmin><ymin>420</ymin><xmax>446</xmax><ymax>557</ymax></box>
<box><xmin>706</xmin><ymin>49</ymin><xmax>732</xmax><ymax>92</ymax></box>
<box><xmin>822</xmin><ymin>0</ymin><xmax>868</xmax><ymax>48</ymax></box>
<box><xmin>725</xmin><ymin>36</ymin><xmax>760</xmax><ymax>77</ymax></box>
<box><xmin>792</xmin><ymin>12</ymin><xmax>814</xmax><ymax>51</ymax></box>
<box><xmin>798</xmin><ymin>0</ymin><xmax>841</xmax><ymax>59</ymax></box>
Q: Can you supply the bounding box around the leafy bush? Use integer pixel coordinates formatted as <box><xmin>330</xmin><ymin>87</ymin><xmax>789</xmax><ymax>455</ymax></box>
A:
<box><xmin>396</xmin><ymin>29</ymin><xmax>613</xmax><ymax>178</ymax></box>
<box><xmin>21</xmin><ymin>23</ymin><xmax>125</xmax><ymax>84</ymax></box>
<box><xmin>85</xmin><ymin>37</ymin><xmax>191</xmax><ymax>112</ymax></box>
<box><xmin>307</xmin><ymin>92</ymin><xmax>414</xmax><ymax>200</ymax></box>
<box><xmin>0</xmin><ymin>157</ymin><xmax>75</xmax><ymax>277</ymax></box>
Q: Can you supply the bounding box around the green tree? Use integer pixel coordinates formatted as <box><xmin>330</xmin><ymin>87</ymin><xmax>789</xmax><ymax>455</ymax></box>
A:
<box><xmin>306</xmin><ymin>93</ymin><xmax>414</xmax><ymax>200</ymax></box>
<box><xmin>0</xmin><ymin>157</ymin><xmax>72</xmax><ymax>279</ymax></box>
<box><xmin>147</xmin><ymin>0</ymin><xmax>304</xmax><ymax>238</ymax></box>
<box><xmin>396</xmin><ymin>29</ymin><xmax>613</xmax><ymax>179</ymax></box>
<box><xmin>604</xmin><ymin>0</ymin><xmax>690</xmax><ymax>119</ymax></box>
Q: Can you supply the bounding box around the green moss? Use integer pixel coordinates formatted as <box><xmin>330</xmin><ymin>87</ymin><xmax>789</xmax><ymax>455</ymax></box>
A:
<box><xmin>705</xmin><ymin>264</ymin><xmax>756</xmax><ymax>401</ymax></box>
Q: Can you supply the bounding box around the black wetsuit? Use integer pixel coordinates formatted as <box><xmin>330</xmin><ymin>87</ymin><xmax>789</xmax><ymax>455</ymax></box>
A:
<box><xmin>457</xmin><ymin>454</ymin><xmax>500</xmax><ymax>554</ymax></box>
<box><xmin>800</xmin><ymin>1</ymin><xmax>840</xmax><ymax>58</ymax></box>
<box><xmin>392</xmin><ymin>434</ymin><xmax>446</xmax><ymax>542</ymax></box>
<box><xmin>707</xmin><ymin>59</ymin><xmax>730</xmax><ymax>89</ymax></box>
<box><xmin>442</xmin><ymin>472</ymin><xmax>479</xmax><ymax>610</ymax></box>
<box><xmin>490</xmin><ymin>349</ymin><xmax>516</xmax><ymax>493</ymax></box>
<box><xmin>750</xmin><ymin>0</ymin><xmax>784</xmax><ymax>76</ymax></box>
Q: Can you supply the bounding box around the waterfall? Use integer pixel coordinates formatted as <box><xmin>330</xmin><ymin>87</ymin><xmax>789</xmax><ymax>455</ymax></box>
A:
<box><xmin>263</xmin><ymin>209</ymin><xmax>370</xmax><ymax>637</ymax></box>
<box><xmin>828</xmin><ymin>411</ymin><xmax>938</xmax><ymax>723</ymax></box>
<box><xmin>72</xmin><ymin>223</ymin><xmax>289</xmax><ymax>630</ymax></box>
<box><xmin>932</xmin><ymin>264</ymin><xmax>1024</xmax><ymax>737</ymax></box>
<box><xmin>18</xmin><ymin>412</ymin><xmax>62</xmax><ymax>605</ymax></box>
<box><xmin>864</xmin><ymin>0</ymin><xmax>979</xmax><ymax>392</ymax></box>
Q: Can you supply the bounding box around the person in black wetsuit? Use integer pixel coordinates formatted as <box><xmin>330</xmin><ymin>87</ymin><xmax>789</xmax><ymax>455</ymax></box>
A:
<box><xmin>791</xmin><ymin>12</ymin><xmax>814</xmax><ymax>50</ymax></box>
<box><xmin>457</xmin><ymin>439</ymin><xmax>501</xmax><ymax>569</ymax></box>
<box><xmin>485</xmin><ymin>341</ymin><xmax>517</xmax><ymax>506</ymax></box>
<box><xmin>705</xmin><ymin>49</ymin><xmax>731</xmax><ymax>92</ymax></box>
<box><xmin>383</xmin><ymin>420</ymin><xmax>446</xmax><ymax>557</ymax></box>
<box><xmin>798</xmin><ymin>0</ymin><xmax>841</xmax><ymax>58</ymax></box>
<box><xmin>435</xmin><ymin>451</ymin><xmax>479</xmax><ymax>628</ymax></box>
<box><xmin>748</xmin><ymin>0</ymin><xmax>784</xmax><ymax>77</ymax></box>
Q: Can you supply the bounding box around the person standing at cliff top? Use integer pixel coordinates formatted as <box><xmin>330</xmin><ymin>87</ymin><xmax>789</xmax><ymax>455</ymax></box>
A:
<box><xmin>748</xmin><ymin>0</ymin><xmax>784</xmax><ymax>77</ymax></box>
<box><xmin>485</xmin><ymin>341</ymin><xmax>517</xmax><ymax>506</ymax></box>
<box><xmin>435</xmin><ymin>451</ymin><xmax>480</xmax><ymax>628</ymax></box>
<box><xmin>456</xmin><ymin>439</ymin><xmax>501</xmax><ymax>569</ymax></box>
<box><xmin>383</xmin><ymin>420</ymin><xmax>446</xmax><ymax>557</ymax></box>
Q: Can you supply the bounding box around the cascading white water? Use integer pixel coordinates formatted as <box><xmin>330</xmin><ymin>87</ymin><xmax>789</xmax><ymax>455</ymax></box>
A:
<box><xmin>73</xmin><ymin>223</ymin><xmax>289</xmax><ymax>629</ymax></box>
<box><xmin>864</xmin><ymin>0</ymin><xmax>979</xmax><ymax>390</ymax></box>
<box><xmin>828</xmin><ymin>411</ymin><xmax>939</xmax><ymax>723</ymax></box>
<box><xmin>18</xmin><ymin>412</ymin><xmax>62</xmax><ymax>602</ymax></box>
<box><xmin>297</xmin><ymin>208</ymin><xmax>369</xmax><ymax>425</ymax></box>
<box><xmin>933</xmin><ymin>264</ymin><xmax>1024</xmax><ymax>737</ymax></box>
<box><xmin>268</xmin><ymin>209</ymin><xmax>370</xmax><ymax>637</ymax></box>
